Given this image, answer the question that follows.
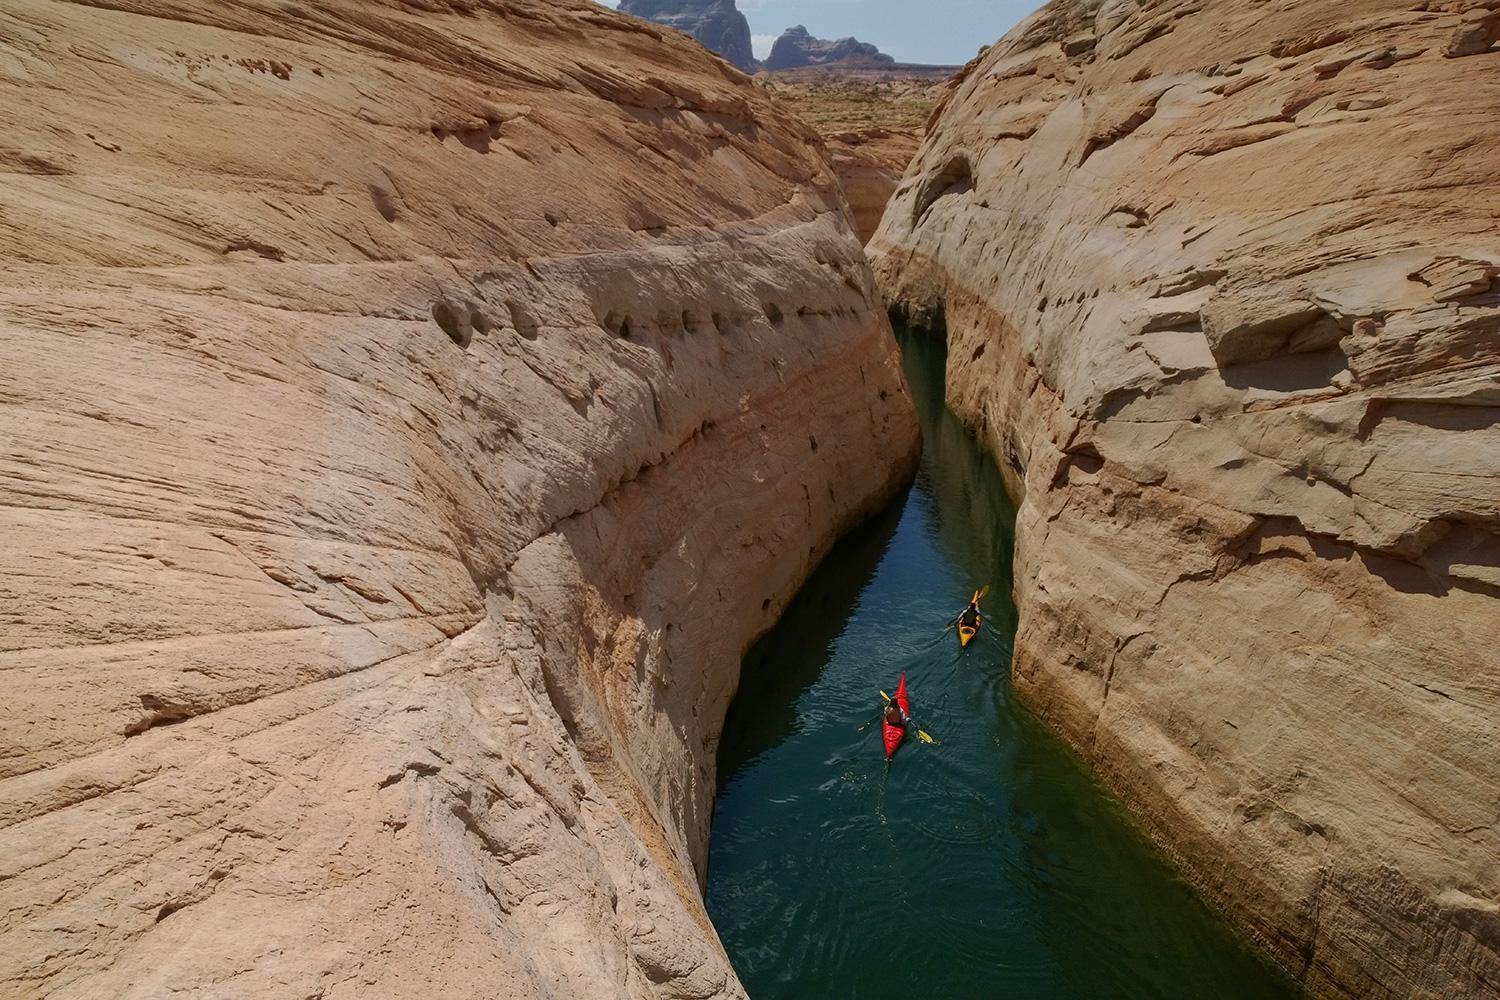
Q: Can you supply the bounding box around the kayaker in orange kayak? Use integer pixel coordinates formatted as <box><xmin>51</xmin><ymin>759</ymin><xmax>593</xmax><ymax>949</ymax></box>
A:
<box><xmin>956</xmin><ymin>593</ymin><xmax>981</xmax><ymax>648</ymax></box>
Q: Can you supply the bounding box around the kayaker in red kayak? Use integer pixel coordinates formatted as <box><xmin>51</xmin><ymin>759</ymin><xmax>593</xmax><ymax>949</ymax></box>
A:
<box><xmin>883</xmin><ymin>673</ymin><xmax>911</xmax><ymax>759</ymax></box>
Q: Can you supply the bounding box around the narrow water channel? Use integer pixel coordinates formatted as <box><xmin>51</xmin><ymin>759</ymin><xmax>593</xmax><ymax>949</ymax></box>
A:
<box><xmin>705</xmin><ymin>328</ymin><xmax>1300</xmax><ymax>999</ymax></box>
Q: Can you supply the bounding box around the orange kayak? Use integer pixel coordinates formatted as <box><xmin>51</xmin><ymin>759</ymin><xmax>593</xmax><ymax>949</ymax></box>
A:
<box><xmin>958</xmin><ymin>589</ymin><xmax>981</xmax><ymax>648</ymax></box>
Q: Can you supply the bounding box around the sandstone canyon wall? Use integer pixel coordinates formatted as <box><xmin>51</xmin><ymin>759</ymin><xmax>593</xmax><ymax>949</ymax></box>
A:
<box><xmin>872</xmin><ymin>1</ymin><xmax>1499</xmax><ymax>997</ymax></box>
<box><xmin>0</xmin><ymin>1</ymin><xmax>919</xmax><ymax>996</ymax></box>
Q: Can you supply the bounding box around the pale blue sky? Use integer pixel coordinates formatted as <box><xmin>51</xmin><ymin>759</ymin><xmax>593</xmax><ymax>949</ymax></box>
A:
<box><xmin>601</xmin><ymin>1</ymin><xmax>1036</xmax><ymax>66</ymax></box>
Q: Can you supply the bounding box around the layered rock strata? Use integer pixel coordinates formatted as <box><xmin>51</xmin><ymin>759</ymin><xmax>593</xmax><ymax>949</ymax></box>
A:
<box><xmin>872</xmin><ymin>1</ymin><xmax>1499</xmax><ymax>997</ymax></box>
<box><xmin>618</xmin><ymin>0</ymin><xmax>757</xmax><ymax>73</ymax></box>
<box><xmin>0</xmin><ymin>1</ymin><xmax>918</xmax><ymax>996</ymax></box>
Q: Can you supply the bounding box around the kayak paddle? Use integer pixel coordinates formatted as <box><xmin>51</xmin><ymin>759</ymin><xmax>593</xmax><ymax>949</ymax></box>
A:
<box><xmin>879</xmin><ymin>690</ymin><xmax>938</xmax><ymax>745</ymax></box>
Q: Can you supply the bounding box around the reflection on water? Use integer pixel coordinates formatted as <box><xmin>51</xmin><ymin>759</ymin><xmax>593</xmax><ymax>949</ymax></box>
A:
<box><xmin>705</xmin><ymin>327</ymin><xmax>1300</xmax><ymax>999</ymax></box>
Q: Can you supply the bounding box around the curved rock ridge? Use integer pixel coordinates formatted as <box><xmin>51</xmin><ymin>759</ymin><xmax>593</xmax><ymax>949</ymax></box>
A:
<box><xmin>764</xmin><ymin>25</ymin><xmax>895</xmax><ymax>71</ymax></box>
<box><xmin>618</xmin><ymin>0</ymin><xmax>757</xmax><ymax>73</ymax></box>
<box><xmin>872</xmin><ymin>1</ymin><xmax>1499</xmax><ymax>996</ymax></box>
<box><xmin>0</xmin><ymin>1</ymin><xmax>918</xmax><ymax>996</ymax></box>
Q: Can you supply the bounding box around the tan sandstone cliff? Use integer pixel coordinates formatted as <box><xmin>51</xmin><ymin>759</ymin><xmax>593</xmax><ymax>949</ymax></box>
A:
<box><xmin>0</xmin><ymin>1</ymin><xmax>919</xmax><ymax>996</ymax></box>
<box><xmin>872</xmin><ymin>1</ymin><xmax>1499</xmax><ymax>997</ymax></box>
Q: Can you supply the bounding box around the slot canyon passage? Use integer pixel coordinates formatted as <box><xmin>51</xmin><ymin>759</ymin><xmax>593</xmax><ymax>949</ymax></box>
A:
<box><xmin>1</xmin><ymin>3</ymin><xmax>1497</xmax><ymax>1000</ymax></box>
<box><xmin>706</xmin><ymin>328</ymin><xmax>1300</xmax><ymax>999</ymax></box>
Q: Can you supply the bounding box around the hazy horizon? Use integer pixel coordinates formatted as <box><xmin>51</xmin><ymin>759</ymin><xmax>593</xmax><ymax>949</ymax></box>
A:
<box><xmin>600</xmin><ymin>0</ymin><xmax>1035</xmax><ymax>66</ymax></box>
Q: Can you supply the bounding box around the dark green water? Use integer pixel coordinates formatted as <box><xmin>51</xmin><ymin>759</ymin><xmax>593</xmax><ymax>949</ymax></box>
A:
<box><xmin>705</xmin><ymin>329</ymin><xmax>1300</xmax><ymax>1000</ymax></box>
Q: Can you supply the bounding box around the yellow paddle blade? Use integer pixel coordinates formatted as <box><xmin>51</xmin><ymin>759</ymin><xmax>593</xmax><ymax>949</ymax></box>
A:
<box><xmin>880</xmin><ymin>690</ymin><xmax>891</xmax><ymax>702</ymax></box>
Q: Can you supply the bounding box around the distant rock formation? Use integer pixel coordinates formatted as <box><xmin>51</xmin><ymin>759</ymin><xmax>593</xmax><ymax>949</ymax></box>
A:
<box><xmin>618</xmin><ymin>0</ymin><xmax>757</xmax><ymax>73</ymax></box>
<box><xmin>765</xmin><ymin>25</ymin><xmax>895</xmax><ymax>71</ymax></box>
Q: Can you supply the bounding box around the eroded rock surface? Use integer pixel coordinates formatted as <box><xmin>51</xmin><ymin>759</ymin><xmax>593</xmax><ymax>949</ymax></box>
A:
<box><xmin>0</xmin><ymin>1</ymin><xmax>918</xmax><ymax>996</ymax></box>
<box><xmin>872</xmin><ymin>1</ymin><xmax>1499</xmax><ymax>996</ymax></box>
<box><xmin>618</xmin><ymin>0</ymin><xmax>757</xmax><ymax>73</ymax></box>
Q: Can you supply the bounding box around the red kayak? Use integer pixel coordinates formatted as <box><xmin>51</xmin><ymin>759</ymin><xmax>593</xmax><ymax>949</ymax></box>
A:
<box><xmin>882</xmin><ymin>673</ymin><xmax>911</xmax><ymax>759</ymax></box>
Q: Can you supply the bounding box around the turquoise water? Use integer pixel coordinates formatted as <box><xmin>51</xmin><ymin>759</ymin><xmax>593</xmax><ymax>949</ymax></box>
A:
<box><xmin>705</xmin><ymin>328</ymin><xmax>1300</xmax><ymax>999</ymax></box>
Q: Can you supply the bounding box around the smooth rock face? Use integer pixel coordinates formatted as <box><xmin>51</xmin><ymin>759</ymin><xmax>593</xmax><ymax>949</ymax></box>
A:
<box><xmin>764</xmin><ymin>25</ymin><xmax>895</xmax><ymax>71</ymax></box>
<box><xmin>618</xmin><ymin>0</ymin><xmax>757</xmax><ymax>73</ymax></box>
<box><xmin>872</xmin><ymin>1</ymin><xmax>1499</xmax><ymax>997</ymax></box>
<box><xmin>0</xmin><ymin>1</ymin><xmax>918</xmax><ymax>996</ymax></box>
